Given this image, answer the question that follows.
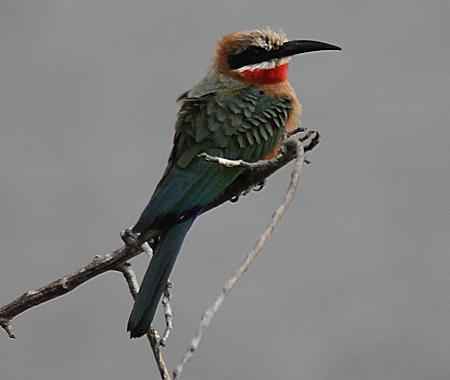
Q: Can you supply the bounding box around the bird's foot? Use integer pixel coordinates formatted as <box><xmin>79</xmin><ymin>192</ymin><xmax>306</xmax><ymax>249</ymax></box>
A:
<box><xmin>296</xmin><ymin>129</ymin><xmax>320</xmax><ymax>164</ymax></box>
<box><xmin>120</xmin><ymin>228</ymin><xmax>140</xmax><ymax>249</ymax></box>
<box><xmin>286</xmin><ymin>126</ymin><xmax>306</xmax><ymax>137</ymax></box>
<box><xmin>298</xmin><ymin>129</ymin><xmax>320</xmax><ymax>150</ymax></box>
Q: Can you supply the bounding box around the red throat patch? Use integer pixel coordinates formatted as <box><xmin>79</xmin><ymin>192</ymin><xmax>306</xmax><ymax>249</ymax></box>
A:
<box><xmin>240</xmin><ymin>63</ymin><xmax>289</xmax><ymax>84</ymax></box>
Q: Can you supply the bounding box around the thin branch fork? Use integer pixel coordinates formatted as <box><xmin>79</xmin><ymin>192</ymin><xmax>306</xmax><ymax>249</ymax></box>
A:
<box><xmin>115</xmin><ymin>263</ymin><xmax>172</xmax><ymax>380</ymax></box>
<box><xmin>0</xmin><ymin>130</ymin><xmax>318</xmax><ymax>379</ymax></box>
<box><xmin>174</xmin><ymin>137</ymin><xmax>307</xmax><ymax>378</ymax></box>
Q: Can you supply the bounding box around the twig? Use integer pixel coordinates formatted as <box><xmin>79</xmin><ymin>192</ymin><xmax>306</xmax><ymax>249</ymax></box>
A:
<box><xmin>173</xmin><ymin>139</ymin><xmax>306</xmax><ymax>378</ymax></box>
<box><xmin>159</xmin><ymin>281</ymin><xmax>174</xmax><ymax>347</ymax></box>
<box><xmin>0</xmin><ymin>247</ymin><xmax>143</xmax><ymax>338</ymax></box>
<box><xmin>115</xmin><ymin>263</ymin><xmax>172</xmax><ymax>380</ymax></box>
<box><xmin>198</xmin><ymin>153</ymin><xmax>265</xmax><ymax>169</ymax></box>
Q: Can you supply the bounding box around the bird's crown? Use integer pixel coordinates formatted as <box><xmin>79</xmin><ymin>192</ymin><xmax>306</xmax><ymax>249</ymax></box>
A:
<box><xmin>227</xmin><ymin>28</ymin><xmax>288</xmax><ymax>54</ymax></box>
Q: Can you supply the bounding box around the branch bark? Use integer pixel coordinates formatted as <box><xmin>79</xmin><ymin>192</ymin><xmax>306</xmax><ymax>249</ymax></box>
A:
<box><xmin>0</xmin><ymin>130</ymin><xmax>319</xmax><ymax>379</ymax></box>
<box><xmin>0</xmin><ymin>246</ymin><xmax>142</xmax><ymax>338</ymax></box>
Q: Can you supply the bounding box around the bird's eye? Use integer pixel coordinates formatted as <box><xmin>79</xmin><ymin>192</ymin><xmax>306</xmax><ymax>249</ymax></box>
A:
<box><xmin>248</xmin><ymin>47</ymin><xmax>260</xmax><ymax>57</ymax></box>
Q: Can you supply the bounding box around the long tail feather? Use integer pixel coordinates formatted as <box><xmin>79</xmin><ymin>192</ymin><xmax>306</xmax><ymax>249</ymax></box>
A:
<box><xmin>127</xmin><ymin>218</ymin><xmax>194</xmax><ymax>338</ymax></box>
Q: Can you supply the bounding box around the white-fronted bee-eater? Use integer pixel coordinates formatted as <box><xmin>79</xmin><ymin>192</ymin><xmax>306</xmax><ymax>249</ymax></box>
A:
<box><xmin>127</xmin><ymin>28</ymin><xmax>341</xmax><ymax>338</ymax></box>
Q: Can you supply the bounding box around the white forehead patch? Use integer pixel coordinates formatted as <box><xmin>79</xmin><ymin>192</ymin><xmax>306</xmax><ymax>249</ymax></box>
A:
<box><xmin>253</xmin><ymin>28</ymin><xmax>288</xmax><ymax>51</ymax></box>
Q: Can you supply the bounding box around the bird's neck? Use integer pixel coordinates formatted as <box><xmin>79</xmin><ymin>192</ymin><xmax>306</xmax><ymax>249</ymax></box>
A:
<box><xmin>240</xmin><ymin>63</ymin><xmax>289</xmax><ymax>85</ymax></box>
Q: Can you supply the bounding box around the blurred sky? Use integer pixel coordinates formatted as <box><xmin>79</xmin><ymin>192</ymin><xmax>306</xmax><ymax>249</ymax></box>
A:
<box><xmin>1</xmin><ymin>1</ymin><xmax>449</xmax><ymax>379</ymax></box>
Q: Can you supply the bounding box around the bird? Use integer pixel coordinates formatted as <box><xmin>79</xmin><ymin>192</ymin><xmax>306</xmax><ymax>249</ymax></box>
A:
<box><xmin>126</xmin><ymin>28</ymin><xmax>340</xmax><ymax>338</ymax></box>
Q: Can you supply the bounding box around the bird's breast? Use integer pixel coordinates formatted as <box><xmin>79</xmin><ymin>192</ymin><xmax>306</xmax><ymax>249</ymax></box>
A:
<box><xmin>259</xmin><ymin>81</ymin><xmax>302</xmax><ymax>159</ymax></box>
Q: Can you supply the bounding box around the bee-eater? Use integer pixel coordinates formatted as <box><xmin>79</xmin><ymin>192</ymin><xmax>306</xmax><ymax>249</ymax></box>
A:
<box><xmin>127</xmin><ymin>28</ymin><xmax>340</xmax><ymax>338</ymax></box>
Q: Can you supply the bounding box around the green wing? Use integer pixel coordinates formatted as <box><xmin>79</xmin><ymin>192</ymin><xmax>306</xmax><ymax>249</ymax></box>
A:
<box><xmin>132</xmin><ymin>74</ymin><xmax>293</xmax><ymax>234</ymax></box>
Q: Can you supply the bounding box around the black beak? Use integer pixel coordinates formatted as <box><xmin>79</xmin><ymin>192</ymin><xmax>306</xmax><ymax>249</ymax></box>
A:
<box><xmin>273</xmin><ymin>40</ymin><xmax>341</xmax><ymax>59</ymax></box>
<box><xmin>228</xmin><ymin>39</ymin><xmax>341</xmax><ymax>70</ymax></box>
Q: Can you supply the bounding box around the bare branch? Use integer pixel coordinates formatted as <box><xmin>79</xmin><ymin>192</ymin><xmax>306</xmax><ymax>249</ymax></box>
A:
<box><xmin>174</xmin><ymin>139</ymin><xmax>306</xmax><ymax>379</ymax></box>
<box><xmin>0</xmin><ymin>246</ymin><xmax>143</xmax><ymax>338</ymax></box>
<box><xmin>198</xmin><ymin>153</ymin><xmax>265</xmax><ymax>168</ymax></box>
<box><xmin>115</xmin><ymin>263</ymin><xmax>172</xmax><ymax>380</ymax></box>
<box><xmin>0</xmin><ymin>133</ymin><xmax>316</xmax><ymax>339</ymax></box>
<box><xmin>0</xmin><ymin>131</ymin><xmax>318</xmax><ymax>379</ymax></box>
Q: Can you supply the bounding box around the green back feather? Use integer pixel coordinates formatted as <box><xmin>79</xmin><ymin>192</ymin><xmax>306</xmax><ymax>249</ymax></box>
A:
<box><xmin>132</xmin><ymin>73</ymin><xmax>293</xmax><ymax>234</ymax></box>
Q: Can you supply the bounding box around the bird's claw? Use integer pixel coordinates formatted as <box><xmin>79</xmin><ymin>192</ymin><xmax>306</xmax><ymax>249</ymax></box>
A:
<box><xmin>286</xmin><ymin>126</ymin><xmax>306</xmax><ymax>137</ymax></box>
<box><xmin>299</xmin><ymin>130</ymin><xmax>320</xmax><ymax>149</ymax></box>
<box><xmin>282</xmin><ymin>130</ymin><xmax>319</xmax><ymax>164</ymax></box>
<box><xmin>252</xmin><ymin>181</ymin><xmax>265</xmax><ymax>191</ymax></box>
<box><xmin>296</xmin><ymin>130</ymin><xmax>320</xmax><ymax>163</ymax></box>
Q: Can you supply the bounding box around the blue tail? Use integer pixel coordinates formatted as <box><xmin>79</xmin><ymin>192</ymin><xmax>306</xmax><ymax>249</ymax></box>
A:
<box><xmin>127</xmin><ymin>218</ymin><xmax>194</xmax><ymax>338</ymax></box>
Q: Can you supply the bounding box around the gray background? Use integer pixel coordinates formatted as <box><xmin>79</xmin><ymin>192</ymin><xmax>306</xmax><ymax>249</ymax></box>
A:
<box><xmin>1</xmin><ymin>1</ymin><xmax>449</xmax><ymax>379</ymax></box>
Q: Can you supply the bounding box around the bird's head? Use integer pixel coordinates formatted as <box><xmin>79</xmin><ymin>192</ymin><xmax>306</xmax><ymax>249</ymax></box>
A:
<box><xmin>214</xmin><ymin>28</ymin><xmax>341</xmax><ymax>85</ymax></box>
